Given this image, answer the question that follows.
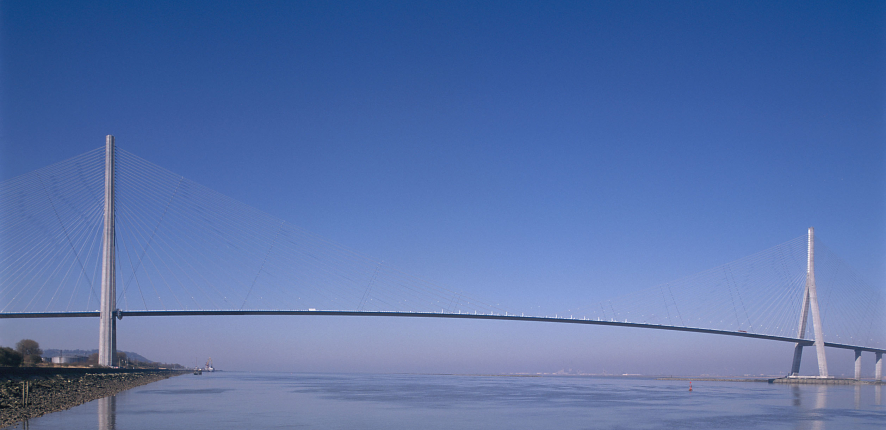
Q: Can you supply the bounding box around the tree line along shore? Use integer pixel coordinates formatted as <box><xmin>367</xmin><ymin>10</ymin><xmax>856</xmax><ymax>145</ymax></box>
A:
<box><xmin>0</xmin><ymin>367</ymin><xmax>189</xmax><ymax>427</ymax></box>
<box><xmin>2</xmin><ymin>338</ymin><xmax>185</xmax><ymax>369</ymax></box>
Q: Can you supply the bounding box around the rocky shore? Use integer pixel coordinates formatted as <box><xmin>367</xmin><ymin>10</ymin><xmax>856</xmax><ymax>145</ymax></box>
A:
<box><xmin>0</xmin><ymin>368</ymin><xmax>187</xmax><ymax>427</ymax></box>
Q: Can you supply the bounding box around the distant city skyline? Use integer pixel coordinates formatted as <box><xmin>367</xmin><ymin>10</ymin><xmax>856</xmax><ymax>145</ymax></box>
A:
<box><xmin>1</xmin><ymin>1</ymin><xmax>884</xmax><ymax>376</ymax></box>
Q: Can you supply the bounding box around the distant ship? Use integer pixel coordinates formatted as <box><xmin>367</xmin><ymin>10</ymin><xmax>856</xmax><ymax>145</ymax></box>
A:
<box><xmin>204</xmin><ymin>357</ymin><xmax>215</xmax><ymax>372</ymax></box>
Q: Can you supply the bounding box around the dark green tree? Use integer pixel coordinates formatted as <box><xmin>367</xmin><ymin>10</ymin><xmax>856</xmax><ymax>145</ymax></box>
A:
<box><xmin>16</xmin><ymin>339</ymin><xmax>44</xmax><ymax>366</ymax></box>
<box><xmin>15</xmin><ymin>339</ymin><xmax>42</xmax><ymax>356</ymax></box>
<box><xmin>0</xmin><ymin>346</ymin><xmax>23</xmax><ymax>367</ymax></box>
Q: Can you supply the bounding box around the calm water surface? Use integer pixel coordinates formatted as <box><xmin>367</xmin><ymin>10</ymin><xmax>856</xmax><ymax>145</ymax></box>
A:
<box><xmin>6</xmin><ymin>372</ymin><xmax>884</xmax><ymax>429</ymax></box>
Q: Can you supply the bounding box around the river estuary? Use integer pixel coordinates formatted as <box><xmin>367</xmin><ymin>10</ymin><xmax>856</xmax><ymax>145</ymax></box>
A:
<box><xmin>4</xmin><ymin>372</ymin><xmax>884</xmax><ymax>429</ymax></box>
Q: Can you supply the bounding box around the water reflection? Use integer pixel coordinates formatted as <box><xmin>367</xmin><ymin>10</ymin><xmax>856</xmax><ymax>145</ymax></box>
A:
<box><xmin>812</xmin><ymin>385</ymin><xmax>827</xmax><ymax>430</ymax></box>
<box><xmin>876</xmin><ymin>385</ymin><xmax>882</xmax><ymax>406</ymax></box>
<box><xmin>855</xmin><ymin>385</ymin><xmax>861</xmax><ymax>409</ymax></box>
<box><xmin>793</xmin><ymin>385</ymin><xmax>827</xmax><ymax>430</ymax></box>
<box><xmin>97</xmin><ymin>395</ymin><xmax>116</xmax><ymax>430</ymax></box>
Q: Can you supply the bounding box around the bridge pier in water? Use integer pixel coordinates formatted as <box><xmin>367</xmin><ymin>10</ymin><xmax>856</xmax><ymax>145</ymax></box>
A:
<box><xmin>853</xmin><ymin>351</ymin><xmax>883</xmax><ymax>381</ymax></box>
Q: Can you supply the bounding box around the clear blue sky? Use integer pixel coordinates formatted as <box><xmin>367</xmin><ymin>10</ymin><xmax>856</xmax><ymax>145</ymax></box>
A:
<box><xmin>1</xmin><ymin>1</ymin><xmax>884</xmax><ymax>375</ymax></box>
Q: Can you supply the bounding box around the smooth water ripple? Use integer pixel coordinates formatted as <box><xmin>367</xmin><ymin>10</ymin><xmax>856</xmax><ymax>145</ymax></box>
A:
<box><xmin>5</xmin><ymin>373</ymin><xmax>884</xmax><ymax>429</ymax></box>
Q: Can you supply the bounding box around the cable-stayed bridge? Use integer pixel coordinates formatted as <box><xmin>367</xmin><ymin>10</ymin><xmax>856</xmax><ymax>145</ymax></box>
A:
<box><xmin>1</xmin><ymin>136</ymin><xmax>884</xmax><ymax>379</ymax></box>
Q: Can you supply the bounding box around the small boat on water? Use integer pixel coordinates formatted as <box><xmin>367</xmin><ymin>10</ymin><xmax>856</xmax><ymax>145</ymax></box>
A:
<box><xmin>194</xmin><ymin>367</ymin><xmax>203</xmax><ymax>375</ymax></box>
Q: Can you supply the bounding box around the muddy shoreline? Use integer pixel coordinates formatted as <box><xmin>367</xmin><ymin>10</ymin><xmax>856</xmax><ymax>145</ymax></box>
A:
<box><xmin>0</xmin><ymin>367</ymin><xmax>188</xmax><ymax>427</ymax></box>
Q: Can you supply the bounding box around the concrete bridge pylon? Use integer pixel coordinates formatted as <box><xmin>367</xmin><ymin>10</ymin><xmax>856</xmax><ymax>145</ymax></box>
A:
<box><xmin>789</xmin><ymin>227</ymin><xmax>829</xmax><ymax>377</ymax></box>
<box><xmin>98</xmin><ymin>135</ymin><xmax>117</xmax><ymax>367</ymax></box>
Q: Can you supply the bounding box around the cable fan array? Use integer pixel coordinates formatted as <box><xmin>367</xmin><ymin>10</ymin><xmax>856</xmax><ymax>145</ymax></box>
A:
<box><xmin>561</xmin><ymin>236</ymin><xmax>884</xmax><ymax>348</ymax></box>
<box><xmin>1</xmin><ymin>146</ymin><xmax>883</xmax><ymax>350</ymax></box>
<box><xmin>1</xmin><ymin>147</ymin><xmax>505</xmax><ymax>316</ymax></box>
<box><xmin>0</xmin><ymin>148</ymin><xmax>105</xmax><ymax>313</ymax></box>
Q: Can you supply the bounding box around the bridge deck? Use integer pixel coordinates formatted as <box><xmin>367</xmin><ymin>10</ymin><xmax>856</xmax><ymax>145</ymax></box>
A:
<box><xmin>2</xmin><ymin>310</ymin><xmax>882</xmax><ymax>353</ymax></box>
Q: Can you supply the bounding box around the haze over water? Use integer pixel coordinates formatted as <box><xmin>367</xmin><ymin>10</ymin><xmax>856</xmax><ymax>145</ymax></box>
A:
<box><xmin>7</xmin><ymin>372</ymin><xmax>885</xmax><ymax>430</ymax></box>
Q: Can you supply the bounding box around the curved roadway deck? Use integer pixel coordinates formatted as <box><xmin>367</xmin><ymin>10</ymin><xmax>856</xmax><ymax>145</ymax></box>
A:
<box><xmin>2</xmin><ymin>310</ymin><xmax>883</xmax><ymax>353</ymax></box>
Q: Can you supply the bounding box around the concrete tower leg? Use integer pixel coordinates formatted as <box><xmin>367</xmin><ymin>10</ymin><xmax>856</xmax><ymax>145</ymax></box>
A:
<box><xmin>790</xmin><ymin>228</ymin><xmax>827</xmax><ymax>377</ymax></box>
<box><xmin>790</xmin><ymin>284</ymin><xmax>811</xmax><ymax>376</ymax></box>
<box><xmin>98</xmin><ymin>135</ymin><xmax>116</xmax><ymax>367</ymax></box>
<box><xmin>855</xmin><ymin>350</ymin><xmax>862</xmax><ymax>380</ymax></box>
<box><xmin>876</xmin><ymin>352</ymin><xmax>882</xmax><ymax>381</ymax></box>
<box><xmin>806</xmin><ymin>228</ymin><xmax>828</xmax><ymax>377</ymax></box>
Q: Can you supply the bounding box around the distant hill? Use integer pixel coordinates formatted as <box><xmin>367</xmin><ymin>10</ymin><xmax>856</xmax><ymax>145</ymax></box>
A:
<box><xmin>42</xmin><ymin>349</ymin><xmax>152</xmax><ymax>363</ymax></box>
